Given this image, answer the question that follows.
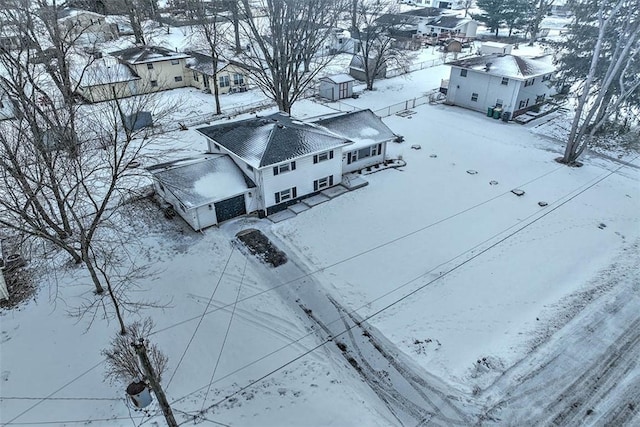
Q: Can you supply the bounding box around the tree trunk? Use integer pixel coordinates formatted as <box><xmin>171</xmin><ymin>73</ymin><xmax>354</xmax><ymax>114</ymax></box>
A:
<box><xmin>82</xmin><ymin>244</ymin><xmax>105</xmax><ymax>294</ymax></box>
<box><xmin>106</xmin><ymin>276</ymin><xmax>126</xmax><ymax>335</ymax></box>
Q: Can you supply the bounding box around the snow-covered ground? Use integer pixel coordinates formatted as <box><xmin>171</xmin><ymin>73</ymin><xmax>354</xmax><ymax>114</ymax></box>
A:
<box><xmin>2</xmin><ymin>38</ymin><xmax>639</xmax><ymax>426</ymax></box>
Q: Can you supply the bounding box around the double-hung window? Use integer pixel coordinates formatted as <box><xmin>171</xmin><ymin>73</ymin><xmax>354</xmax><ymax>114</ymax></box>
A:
<box><xmin>501</xmin><ymin>77</ymin><xmax>509</xmax><ymax>86</ymax></box>
<box><xmin>219</xmin><ymin>75</ymin><xmax>230</xmax><ymax>88</ymax></box>
<box><xmin>460</xmin><ymin>69</ymin><xmax>467</xmax><ymax>77</ymax></box>
<box><xmin>233</xmin><ymin>73</ymin><xmax>244</xmax><ymax>85</ymax></box>
<box><xmin>275</xmin><ymin>187</ymin><xmax>297</xmax><ymax>203</ymax></box>
<box><xmin>313</xmin><ymin>151</ymin><xmax>333</xmax><ymax>164</ymax></box>
<box><xmin>313</xmin><ymin>175</ymin><xmax>334</xmax><ymax>191</ymax></box>
<box><xmin>272</xmin><ymin>161</ymin><xmax>296</xmax><ymax>175</ymax></box>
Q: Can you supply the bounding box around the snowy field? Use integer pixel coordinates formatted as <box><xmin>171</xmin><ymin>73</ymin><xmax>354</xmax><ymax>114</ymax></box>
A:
<box><xmin>2</xmin><ymin>41</ymin><xmax>640</xmax><ymax>426</ymax></box>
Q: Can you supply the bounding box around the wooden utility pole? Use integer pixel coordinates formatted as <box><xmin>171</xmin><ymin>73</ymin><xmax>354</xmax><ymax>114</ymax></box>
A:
<box><xmin>132</xmin><ymin>339</ymin><xmax>178</xmax><ymax>427</ymax></box>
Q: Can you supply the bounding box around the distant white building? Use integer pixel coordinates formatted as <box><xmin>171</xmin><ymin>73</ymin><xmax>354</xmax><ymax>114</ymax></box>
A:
<box><xmin>445</xmin><ymin>54</ymin><xmax>556</xmax><ymax>119</ymax></box>
<box><xmin>480</xmin><ymin>41</ymin><xmax>513</xmax><ymax>55</ymax></box>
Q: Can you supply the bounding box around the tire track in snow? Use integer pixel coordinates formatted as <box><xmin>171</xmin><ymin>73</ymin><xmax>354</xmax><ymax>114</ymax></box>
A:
<box><xmin>186</xmin><ymin>293</ymin><xmax>309</xmax><ymax>352</ymax></box>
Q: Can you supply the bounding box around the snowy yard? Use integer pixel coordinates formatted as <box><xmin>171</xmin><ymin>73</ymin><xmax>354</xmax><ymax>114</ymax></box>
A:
<box><xmin>2</xmin><ymin>46</ymin><xmax>639</xmax><ymax>426</ymax></box>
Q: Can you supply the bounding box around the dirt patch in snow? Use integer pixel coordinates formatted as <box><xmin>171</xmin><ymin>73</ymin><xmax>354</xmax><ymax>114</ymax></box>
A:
<box><xmin>236</xmin><ymin>229</ymin><xmax>287</xmax><ymax>267</ymax></box>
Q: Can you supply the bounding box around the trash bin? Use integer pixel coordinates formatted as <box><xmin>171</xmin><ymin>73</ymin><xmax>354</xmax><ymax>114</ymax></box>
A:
<box><xmin>487</xmin><ymin>107</ymin><xmax>494</xmax><ymax>117</ymax></box>
<box><xmin>501</xmin><ymin>111</ymin><xmax>511</xmax><ymax>122</ymax></box>
<box><xmin>493</xmin><ymin>108</ymin><xmax>502</xmax><ymax>119</ymax></box>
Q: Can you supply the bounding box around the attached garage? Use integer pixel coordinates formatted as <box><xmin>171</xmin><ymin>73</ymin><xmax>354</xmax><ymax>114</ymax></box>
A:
<box><xmin>148</xmin><ymin>154</ymin><xmax>256</xmax><ymax>230</ymax></box>
<box><xmin>215</xmin><ymin>194</ymin><xmax>246</xmax><ymax>223</ymax></box>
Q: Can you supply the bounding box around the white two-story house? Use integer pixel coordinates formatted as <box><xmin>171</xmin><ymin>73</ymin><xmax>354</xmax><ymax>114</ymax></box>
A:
<box><xmin>149</xmin><ymin>110</ymin><xmax>397</xmax><ymax>230</ymax></box>
<box><xmin>196</xmin><ymin>112</ymin><xmax>350</xmax><ymax>217</ymax></box>
<box><xmin>445</xmin><ymin>54</ymin><xmax>556</xmax><ymax>119</ymax></box>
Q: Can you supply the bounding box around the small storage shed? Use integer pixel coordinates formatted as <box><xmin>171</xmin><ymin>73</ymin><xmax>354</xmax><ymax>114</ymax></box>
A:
<box><xmin>319</xmin><ymin>74</ymin><xmax>355</xmax><ymax>101</ymax></box>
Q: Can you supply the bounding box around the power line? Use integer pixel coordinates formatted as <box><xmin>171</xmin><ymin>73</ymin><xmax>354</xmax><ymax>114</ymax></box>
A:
<box><xmin>201</xmin><ymin>257</ymin><xmax>248</xmax><ymax>411</ymax></box>
<box><xmin>187</xmin><ymin>158</ymin><xmax>635</xmax><ymax>418</ymax></box>
<box><xmin>0</xmin><ymin>396</ymin><xmax>120</xmax><ymax>401</ymax></box>
<box><xmin>166</xmin><ymin>247</ymin><xmax>235</xmax><ymax>389</ymax></box>
<box><xmin>150</xmin><ymin>163</ymin><xmax>567</xmax><ymax>338</ymax></box>
<box><xmin>4</xmin><ymin>156</ymin><xmax>624</xmax><ymax>424</ymax></box>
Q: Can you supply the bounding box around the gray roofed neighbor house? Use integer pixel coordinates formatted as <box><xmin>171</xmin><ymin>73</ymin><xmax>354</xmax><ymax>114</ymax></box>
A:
<box><xmin>196</xmin><ymin>113</ymin><xmax>351</xmax><ymax>168</ymax></box>
<box><xmin>447</xmin><ymin>54</ymin><xmax>556</xmax><ymax>79</ymax></box>
<box><xmin>109</xmin><ymin>46</ymin><xmax>189</xmax><ymax>64</ymax></box>
<box><xmin>314</xmin><ymin>110</ymin><xmax>397</xmax><ymax>150</ymax></box>
<box><xmin>400</xmin><ymin>7</ymin><xmax>442</xmax><ymax>18</ymax></box>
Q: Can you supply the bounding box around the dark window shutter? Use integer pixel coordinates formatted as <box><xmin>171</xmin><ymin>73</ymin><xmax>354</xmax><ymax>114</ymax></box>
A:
<box><xmin>275</xmin><ymin>192</ymin><xmax>280</xmax><ymax>203</ymax></box>
<box><xmin>292</xmin><ymin>187</ymin><xmax>297</xmax><ymax>198</ymax></box>
<box><xmin>347</xmin><ymin>152</ymin><xmax>352</xmax><ymax>164</ymax></box>
<box><xmin>314</xmin><ymin>180</ymin><xmax>318</xmax><ymax>191</ymax></box>
<box><xmin>291</xmin><ymin>161</ymin><xmax>296</xmax><ymax>170</ymax></box>
<box><xmin>313</xmin><ymin>155</ymin><xmax>318</xmax><ymax>164</ymax></box>
<box><xmin>329</xmin><ymin>150</ymin><xmax>334</xmax><ymax>159</ymax></box>
<box><xmin>378</xmin><ymin>144</ymin><xmax>382</xmax><ymax>155</ymax></box>
<box><xmin>329</xmin><ymin>175</ymin><xmax>334</xmax><ymax>186</ymax></box>
<box><xmin>273</xmin><ymin>166</ymin><xmax>279</xmax><ymax>176</ymax></box>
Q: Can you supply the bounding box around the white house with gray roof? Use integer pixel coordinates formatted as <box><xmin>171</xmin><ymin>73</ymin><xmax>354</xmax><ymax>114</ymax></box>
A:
<box><xmin>444</xmin><ymin>54</ymin><xmax>556</xmax><ymax>119</ymax></box>
<box><xmin>148</xmin><ymin>110</ymin><xmax>398</xmax><ymax>229</ymax></box>
<box><xmin>197</xmin><ymin>112</ymin><xmax>350</xmax><ymax>217</ymax></box>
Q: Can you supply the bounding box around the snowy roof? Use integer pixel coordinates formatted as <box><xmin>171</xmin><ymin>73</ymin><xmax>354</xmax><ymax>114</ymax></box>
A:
<box><xmin>108</xmin><ymin>46</ymin><xmax>190</xmax><ymax>64</ymax></box>
<box><xmin>196</xmin><ymin>112</ymin><xmax>350</xmax><ymax>168</ymax></box>
<box><xmin>400</xmin><ymin>7</ymin><xmax>442</xmax><ymax>18</ymax></box>
<box><xmin>57</xmin><ymin>9</ymin><xmax>105</xmax><ymax>21</ymax></box>
<box><xmin>482</xmin><ymin>41</ymin><xmax>513</xmax><ymax>48</ymax></box>
<box><xmin>72</xmin><ymin>56</ymin><xmax>140</xmax><ymax>87</ymax></box>
<box><xmin>148</xmin><ymin>154</ymin><xmax>254</xmax><ymax>208</ymax></box>
<box><xmin>447</xmin><ymin>54</ymin><xmax>556</xmax><ymax>79</ymax></box>
<box><xmin>314</xmin><ymin>109</ymin><xmax>397</xmax><ymax>150</ymax></box>
<box><xmin>184</xmin><ymin>51</ymin><xmax>230</xmax><ymax>76</ymax></box>
<box><xmin>320</xmin><ymin>74</ymin><xmax>355</xmax><ymax>84</ymax></box>
<box><xmin>429</xmin><ymin>16</ymin><xmax>469</xmax><ymax>29</ymax></box>
<box><xmin>376</xmin><ymin>13</ymin><xmax>422</xmax><ymax>26</ymax></box>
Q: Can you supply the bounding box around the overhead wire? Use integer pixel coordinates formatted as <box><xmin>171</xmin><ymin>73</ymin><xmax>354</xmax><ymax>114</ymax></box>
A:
<box><xmin>178</xmin><ymin>156</ymin><xmax>637</xmax><ymax>418</ymax></box>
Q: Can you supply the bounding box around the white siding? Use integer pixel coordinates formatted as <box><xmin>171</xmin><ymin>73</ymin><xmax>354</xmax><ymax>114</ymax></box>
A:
<box><xmin>260</xmin><ymin>151</ymin><xmax>342</xmax><ymax>208</ymax></box>
<box><xmin>342</xmin><ymin>143</ymin><xmax>387</xmax><ymax>173</ymax></box>
<box><xmin>446</xmin><ymin>67</ymin><xmax>519</xmax><ymax>114</ymax></box>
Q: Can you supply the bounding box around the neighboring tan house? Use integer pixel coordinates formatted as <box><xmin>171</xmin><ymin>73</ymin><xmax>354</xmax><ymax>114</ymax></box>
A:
<box><xmin>149</xmin><ymin>110</ymin><xmax>397</xmax><ymax>230</ymax></box>
<box><xmin>377</xmin><ymin>8</ymin><xmax>477</xmax><ymax>39</ymax></box>
<box><xmin>184</xmin><ymin>51</ymin><xmax>250</xmax><ymax>94</ymax></box>
<box><xmin>109</xmin><ymin>46</ymin><xmax>190</xmax><ymax>93</ymax></box>
<box><xmin>445</xmin><ymin>54</ymin><xmax>556</xmax><ymax>119</ymax></box>
<box><xmin>57</xmin><ymin>8</ymin><xmax>117</xmax><ymax>43</ymax></box>
<box><xmin>72</xmin><ymin>56</ymin><xmax>141</xmax><ymax>102</ymax></box>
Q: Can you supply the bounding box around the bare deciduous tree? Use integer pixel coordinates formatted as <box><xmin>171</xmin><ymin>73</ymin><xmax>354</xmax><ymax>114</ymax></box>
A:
<box><xmin>102</xmin><ymin>318</ymin><xmax>168</xmax><ymax>383</ymax></box>
<box><xmin>559</xmin><ymin>0</ymin><xmax>640</xmax><ymax>164</ymax></box>
<box><xmin>236</xmin><ymin>0</ymin><xmax>348</xmax><ymax>113</ymax></box>
<box><xmin>352</xmin><ymin>0</ymin><xmax>410</xmax><ymax>91</ymax></box>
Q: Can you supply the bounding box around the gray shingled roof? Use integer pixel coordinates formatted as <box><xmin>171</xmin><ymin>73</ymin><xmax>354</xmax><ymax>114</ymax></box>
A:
<box><xmin>184</xmin><ymin>51</ymin><xmax>229</xmax><ymax>76</ymax></box>
<box><xmin>447</xmin><ymin>54</ymin><xmax>556</xmax><ymax>79</ymax></box>
<box><xmin>314</xmin><ymin>110</ymin><xmax>397</xmax><ymax>149</ymax></box>
<box><xmin>196</xmin><ymin>113</ymin><xmax>351</xmax><ymax>168</ymax></box>
<box><xmin>109</xmin><ymin>46</ymin><xmax>189</xmax><ymax>64</ymax></box>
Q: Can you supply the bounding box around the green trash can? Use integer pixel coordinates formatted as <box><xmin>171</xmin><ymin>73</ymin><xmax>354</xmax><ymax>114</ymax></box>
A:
<box><xmin>493</xmin><ymin>108</ymin><xmax>502</xmax><ymax>119</ymax></box>
<box><xmin>487</xmin><ymin>107</ymin><xmax>494</xmax><ymax>117</ymax></box>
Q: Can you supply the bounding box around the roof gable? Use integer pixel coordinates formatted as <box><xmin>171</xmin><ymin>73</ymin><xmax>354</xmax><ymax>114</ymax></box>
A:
<box><xmin>448</xmin><ymin>54</ymin><xmax>556</xmax><ymax>79</ymax></box>
<box><xmin>196</xmin><ymin>113</ymin><xmax>350</xmax><ymax>168</ymax></box>
<box><xmin>109</xmin><ymin>46</ymin><xmax>190</xmax><ymax>64</ymax></box>
<box><xmin>314</xmin><ymin>110</ymin><xmax>397</xmax><ymax>148</ymax></box>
